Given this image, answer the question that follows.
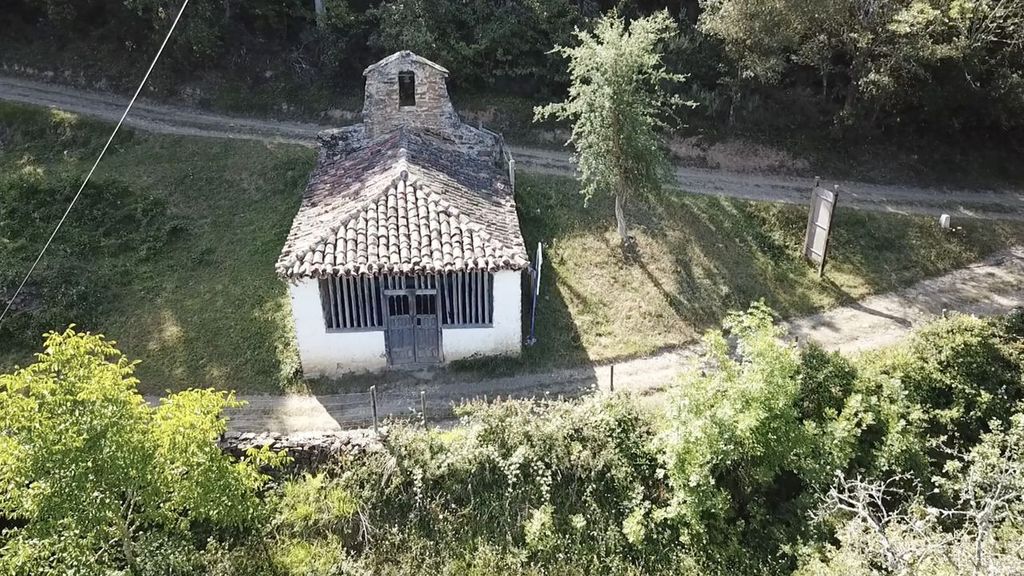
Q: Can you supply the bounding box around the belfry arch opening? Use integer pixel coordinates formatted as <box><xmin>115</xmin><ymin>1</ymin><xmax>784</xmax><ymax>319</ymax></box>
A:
<box><xmin>398</xmin><ymin>71</ymin><xmax>416</xmax><ymax>107</ymax></box>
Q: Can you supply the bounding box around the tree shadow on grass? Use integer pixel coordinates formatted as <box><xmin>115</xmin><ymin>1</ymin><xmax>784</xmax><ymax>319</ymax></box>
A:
<box><xmin>625</xmin><ymin>193</ymin><xmax>827</xmax><ymax>335</ymax></box>
<box><xmin>444</xmin><ymin>214</ymin><xmax>592</xmax><ymax>379</ymax></box>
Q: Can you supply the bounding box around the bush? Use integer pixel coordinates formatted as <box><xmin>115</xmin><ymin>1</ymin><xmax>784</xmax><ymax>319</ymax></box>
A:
<box><xmin>859</xmin><ymin>313</ymin><xmax>1024</xmax><ymax>458</ymax></box>
<box><xmin>329</xmin><ymin>396</ymin><xmax>693</xmax><ymax>575</ymax></box>
<box><xmin>660</xmin><ymin>303</ymin><xmax>870</xmax><ymax>574</ymax></box>
<box><xmin>0</xmin><ymin>328</ymin><xmax>283</xmax><ymax>575</ymax></box>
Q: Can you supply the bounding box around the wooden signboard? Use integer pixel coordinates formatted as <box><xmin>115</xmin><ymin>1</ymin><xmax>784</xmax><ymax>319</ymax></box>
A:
<box><xmin>803</xmin><ymin>180</ymin><xmax>839</xmax><ymax>277</ymax></box>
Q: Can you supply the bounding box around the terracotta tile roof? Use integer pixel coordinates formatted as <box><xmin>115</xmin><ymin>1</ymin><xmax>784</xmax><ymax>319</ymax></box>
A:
<box><xmin>277</xmin><ymin>129</ymin><xmax>528</xmax><ymax>279</ymax></box>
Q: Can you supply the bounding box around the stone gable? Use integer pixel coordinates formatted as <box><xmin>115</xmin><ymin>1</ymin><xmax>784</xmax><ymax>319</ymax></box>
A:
<box><xmin>362</xmin><ymin>51</ymin><xmax>460</xmax><ymax>138</ymax></box>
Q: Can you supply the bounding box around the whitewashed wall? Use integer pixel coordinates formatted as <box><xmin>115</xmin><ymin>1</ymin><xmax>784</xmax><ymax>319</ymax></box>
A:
<box><xmin>288</xmin><ymin>270</ymin><xmax>522</xmax><ymax>376</ymax></box>
<box><xmin>442</xmin><ymin>269</ymin><xmax>522</xmax><ymax>361</ymax></box>
<box><xmin>288</xmin><ymin>279</ymin><xmax>388</xmax><ymax>377</ymax></box>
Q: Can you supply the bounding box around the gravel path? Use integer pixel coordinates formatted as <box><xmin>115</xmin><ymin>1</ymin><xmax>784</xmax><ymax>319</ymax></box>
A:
<box><xmin>222</xmin><ymin>247</ymin><xmax>1024</xmax><ymax>433</ymax></box>
<box><xmin>3</xmin><ymin>75</ymin><xmax>1023</xmax><ymax>220</ymax></box>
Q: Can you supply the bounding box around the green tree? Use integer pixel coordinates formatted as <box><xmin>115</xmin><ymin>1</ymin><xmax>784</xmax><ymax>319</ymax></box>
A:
<box><xmin>535</xmin><ymin>11</ymin><xmax>685</xmax><ymax>244</ymax></box>
<box><xmin>123</xmin><ymin>0</ymin><xmax>224</xmax><ymax>60</ymax></box>
<box><xmin>698</xmin><ymin>0</ymin><xmax>1024</xmax><ymax>127</ymax></box>
<box><xmin>659</xmin><ymin>303</ymin><xmax>870</xmax><ymax>572</ymax></box>
<box><xmin>858</xmin><ymin>313</ymin><xmax>1024</xmax><ymax>462</ymax></box>
<box><xmin>0</xmin><ymin>327</ymin><xmax>282</xmax><ymax>575</ymax></box>
<box><xmin>799</xmin><ymin>412</ymin><xmax>1024</xmax><ymax>576</ymax></box>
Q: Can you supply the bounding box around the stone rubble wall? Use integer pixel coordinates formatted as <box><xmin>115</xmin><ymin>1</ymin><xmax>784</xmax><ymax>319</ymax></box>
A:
<box><xmin>316</xmin><ymin>124</ymin><xmax>366</xmax><ymax>159</ymax></box>
<box><xmin>363</xmin><ymin>56</ymin><xmax>460</xmax><ymax>139</ymax></box>
<box><xmin>319</xmin><ymin>52</ymin><xmax>508</xmax><ymax>167</ymax></box>
<box><xmin>220</xmin><ymin>429</ymin><xmax>383</xmax><ymax>472</ymax></box>
<box><xmin>318</xmin><ymin>117</ymin><xmax>504</xmax><ymax>165</ymax></box>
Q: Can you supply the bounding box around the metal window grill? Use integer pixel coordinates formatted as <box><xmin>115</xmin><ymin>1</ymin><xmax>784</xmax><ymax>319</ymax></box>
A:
<box><xmin>319</xmin><ymin>271</ymin><xmax>494</xmax><ymax>330</ymax></box>
<box><xmin>319</xmin><ymin>275</ymin><xmax>385</xmax><ymax>330</ymax></box>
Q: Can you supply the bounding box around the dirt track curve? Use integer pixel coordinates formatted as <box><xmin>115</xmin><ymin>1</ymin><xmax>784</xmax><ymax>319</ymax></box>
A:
<box><xmin>2</xmin><ymin>75</ymin><xmax>1023</xmax><ymax>220</ymax></box>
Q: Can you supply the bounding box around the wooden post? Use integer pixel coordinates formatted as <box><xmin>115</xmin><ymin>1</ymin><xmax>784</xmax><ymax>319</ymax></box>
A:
<box><xmin>327</xmin><ymin>277</ymin><xmax>339</xmax><ymax>328</ymax></box>
<box><xmin>420</xmin><ymin>390</ymin><xmax>426</xmax><ymax>425</ymax></box>
<box><xmin>340</xmin><ymin>276</ymin><xmax>351</xmax><ymax>328</ymax></box>
<box><xmin>483</xmin><ymin>272</ymin><xmax>490</xmax><ymax>324</ymax></box>
<box><xmin>454</xmin><ymin>272</ymin><xmax>462</xmax><ymax>324</ymax></box>
<box><xmin>371</xmin><ymin>386</ymin><xmax>379</xmax><ymax>432</ymax></box>
<box><xmin>610</xmin><ymin>364</ymin><xmax>615</xmax><ymax>392</ymax></box>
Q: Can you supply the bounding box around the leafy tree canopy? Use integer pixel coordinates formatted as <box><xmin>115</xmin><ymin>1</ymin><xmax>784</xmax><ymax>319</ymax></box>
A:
<box><xmin>0</xmin><ymin>327</ymin><xmax>283</xmax><ymax>575</ymax></box>
<box><xmin>535</xmin><ymin>10</ymin><xmax>688</xmax><ymax>243</ymax></box>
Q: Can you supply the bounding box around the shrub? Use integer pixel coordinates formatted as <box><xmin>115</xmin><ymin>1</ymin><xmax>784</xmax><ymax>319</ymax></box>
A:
<box><xmin>660</xmin><ymin>303</ymin><xmax>873</xmax><ymax>574</ymax></box>
<box><xmin>858</xmin><ymin>313</ymin><xmax>1024</xmax><ymax>460</ymax></box>
<box><xmin>0</xmin><ymin>328</ymin><xmax>283</xmax><ymax>575</ymax></box>
<box><xmin>333</xmin><ymin>395</ymin><xmax>694</xmax><ymax>575</ymax></box>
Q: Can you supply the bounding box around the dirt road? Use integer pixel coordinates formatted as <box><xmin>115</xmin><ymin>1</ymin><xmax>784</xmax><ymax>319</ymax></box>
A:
<box><xmin>3</xmin><ymin>75</ymin><xmax>1023</xmax><ymax>220</ymax></box>
<box><xmin>216</xmin><ymin>247</ymin><xmax>1024</xmax><ymax>434</ymax></box>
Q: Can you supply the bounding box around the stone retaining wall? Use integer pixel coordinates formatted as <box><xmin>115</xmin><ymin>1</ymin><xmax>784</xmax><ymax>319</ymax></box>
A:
<box><xmin>220</xmin><ymin>430</ymin><xmax>383</xmax><ymax>472</ymax></box>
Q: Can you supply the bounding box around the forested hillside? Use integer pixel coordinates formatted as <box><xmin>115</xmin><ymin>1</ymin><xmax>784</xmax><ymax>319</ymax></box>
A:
<box><xmin>4</xmin><ymin>0</ymin><xmax>1024</xmax><ymax>145</ymax></box>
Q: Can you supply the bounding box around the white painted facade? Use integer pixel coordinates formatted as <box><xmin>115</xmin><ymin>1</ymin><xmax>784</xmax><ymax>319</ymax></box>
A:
<box><xmin>289</xmin><ymin>270</ymin><xmax>522</xmax><ymax>377</ymax></box>
<box><xmin>440</xmin><ymin>270</ymin><xmax>522</xmax><ymax>362</ymax></box>
<box><xmin>288</xmin><ymin>279</ymin><xmax>389</xmax><ymax>375</ymax></box>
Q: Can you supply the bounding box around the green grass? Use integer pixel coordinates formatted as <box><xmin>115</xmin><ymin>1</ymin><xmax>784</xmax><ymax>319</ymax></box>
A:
<box><xmin>0</xmin><ymin>103</ymin><xmax>313</xmax><ymax>394</ymax></box>
<box><xmin>3</xmin><ymin>101</ymin><xmax>1023</xmax><ymax>393</ymax></box>
<box><xmin>453</xmin><ymin>173</ymin><xmax>1024</xmax><ymax>377</ymax></box>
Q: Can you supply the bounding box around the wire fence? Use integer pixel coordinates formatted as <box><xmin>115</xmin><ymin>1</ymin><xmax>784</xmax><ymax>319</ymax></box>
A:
<box><xmin>316</xmin><ymin>386</ymin><xmax>433</xmax><ymax>431</ymax></box>
<box><xmin>320</xmin><ymin>369</ymin><xmax>616</xmax><ymax>432</ymax></box>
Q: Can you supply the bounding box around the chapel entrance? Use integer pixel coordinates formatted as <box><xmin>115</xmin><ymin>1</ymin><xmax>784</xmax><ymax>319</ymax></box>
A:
<box><xmin>384</xmin><ymin>276</ymin><xmax>441</xmax><ymax>366</ymax></box>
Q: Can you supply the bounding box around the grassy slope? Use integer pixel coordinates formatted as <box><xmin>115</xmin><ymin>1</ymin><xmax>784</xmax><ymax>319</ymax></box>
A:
<box><xmin>3</xmin><ymin>102</ymin><xmax>1023</xmax><ymax>392</ymax></box>
<box><xmin>490</xmin><ymin>173</ymin><xmax>1024</xmax><ymax>374</ymax></box>
<box><xmin>0</xmin><ymin>103</ymin><xmax>313</xmax><ymax>394</ymax></box>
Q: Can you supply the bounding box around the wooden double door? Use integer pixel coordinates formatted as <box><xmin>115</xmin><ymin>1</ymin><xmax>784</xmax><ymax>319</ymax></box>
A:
<box><xmin>384</xmin><ymin>289</ymin><xmax>441</xmax><ymax>366</ymax></box>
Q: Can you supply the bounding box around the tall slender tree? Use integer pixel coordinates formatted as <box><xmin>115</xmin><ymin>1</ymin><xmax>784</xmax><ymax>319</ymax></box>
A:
<box><xmin>536</xmin><ymin>10</ymin><xmax>685</xmax><ymax>244</ymax></box>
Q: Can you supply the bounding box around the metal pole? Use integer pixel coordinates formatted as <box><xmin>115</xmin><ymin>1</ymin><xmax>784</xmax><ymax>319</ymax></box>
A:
<box><xmin>370</xmin><ymin>385</ymin><xmax>378</xmax><ymax>435</ymax></box>
<box><xmin>509</xmin><ymin>157</ymin><xmax>516</xmax><ymax>193</ymax></box>
<box><xmin>420</xmin><ymin>390</ymin><xmax>426</xmax><ymax>425</ymax></box>
<box><xmin>526</xmin><ymin>242</ymin><xmax>542</xmax><ymax>346</ymax></box>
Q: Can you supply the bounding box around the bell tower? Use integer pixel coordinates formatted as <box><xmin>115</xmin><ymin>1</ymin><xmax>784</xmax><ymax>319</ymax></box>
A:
<box><xmin>361</xmin><ymin>51</ymin><xmax>461</xmax><ymax>139</ymax></box>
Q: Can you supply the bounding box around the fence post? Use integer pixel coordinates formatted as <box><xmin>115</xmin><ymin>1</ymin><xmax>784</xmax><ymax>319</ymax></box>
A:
<box><xmin>370</xmin><ymin>385</ymin><xmax>378</xmax><ymax>435</ymax></box>
<box><xmin>610</xmin><ymin>364</ymin><xmax>615</xmax><ymax>393</ymax></box>
<box><xmin>420</xmin><ymin>390</ymin><xmax>426</xmax><ymax>426</ymax></box>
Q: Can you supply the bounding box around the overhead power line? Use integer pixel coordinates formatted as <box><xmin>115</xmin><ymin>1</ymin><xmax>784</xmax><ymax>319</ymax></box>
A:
<box><xmin>0</xmin><ymin>0</ymin><xmax>190</xmax><ymax>328</ymax></box>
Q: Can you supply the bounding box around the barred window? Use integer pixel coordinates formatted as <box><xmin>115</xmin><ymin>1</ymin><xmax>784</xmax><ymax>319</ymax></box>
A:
<box><xmin>439</xmin><ymin>271</ymin><xmax>493</xmax><ymax>327</ymax></box>
<box><xmin>319</xmin><ymin>272</ymin><xmax>494</xmax><ymax>330</ymax></box>
<box><xmin>319</xmin><ymin>275</ymin><xmax>385</xmax><ymax>331</ymax></box>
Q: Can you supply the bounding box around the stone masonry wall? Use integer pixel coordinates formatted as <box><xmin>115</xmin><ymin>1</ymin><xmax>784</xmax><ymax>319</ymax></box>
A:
<box><xmin>362</xmin><ymin>55</ymin><xmax>460</xmax><ymax>138</ymax></box>
<box><xmin>220</xmin><ymin>430</ymin><xmax>383</xmax><ymax>473</ymax></box>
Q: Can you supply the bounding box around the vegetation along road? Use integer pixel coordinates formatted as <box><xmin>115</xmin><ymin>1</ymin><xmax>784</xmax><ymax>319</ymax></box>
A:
<box><xmin>220</xmin><ymin>246</ymin><xmax>1024</xmax><ymax>434</ymax></box>
<box><xmin>3</xmin><ymin>74</ymin><xmax>1022</xmax><ymax>221</ymax></box>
